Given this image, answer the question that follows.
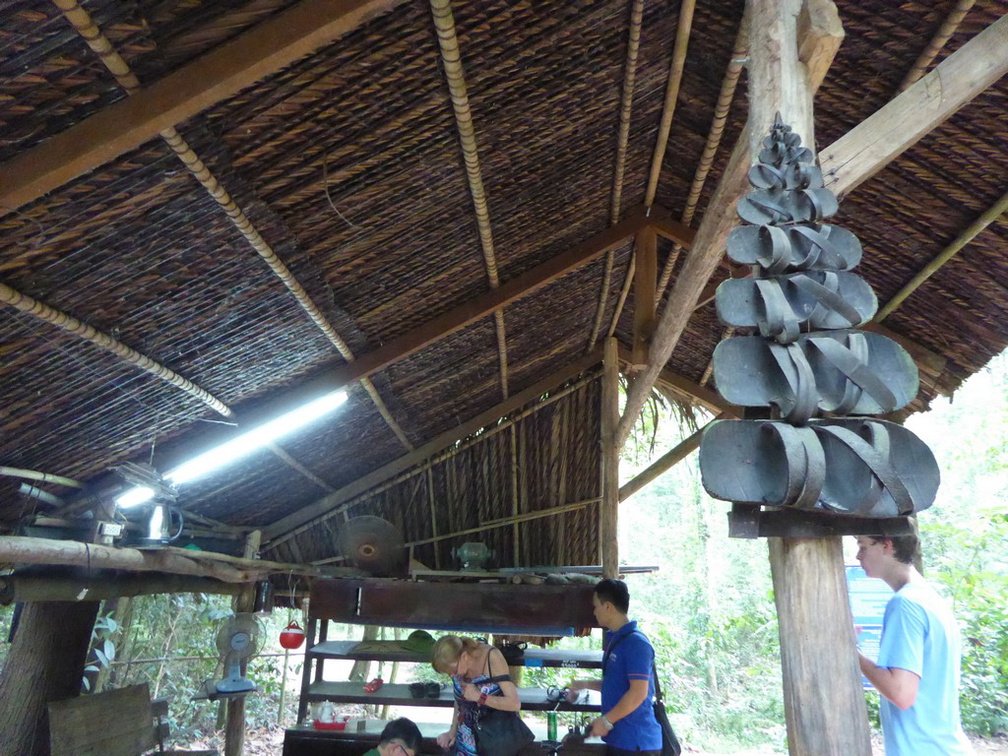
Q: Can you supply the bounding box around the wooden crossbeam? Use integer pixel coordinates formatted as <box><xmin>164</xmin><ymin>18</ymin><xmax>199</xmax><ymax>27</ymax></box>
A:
<box><xmin>0</xmin><ymin>0</ymin><xmax>407</xmax><ymax>212</ymax></box>
<box><xmin>821</xmin><ymin>12</ymin><xmax>1008</xmax><ymax>198</ymax></box>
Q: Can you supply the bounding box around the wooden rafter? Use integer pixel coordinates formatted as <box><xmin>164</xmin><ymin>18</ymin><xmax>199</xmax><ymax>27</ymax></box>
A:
<box><xmin>52</xmin><ymin>0</ymin><xmax>415</xmax><ymax>459</ymax></box>
<box><xmin>0</xmin><ymin>0</ymin><xmax>408</xmax><ymax>212</ymax></box>
<box><xmin>898</xmin><ymin>0</ymin><xmax>977</xmax><ymax>91</ymax></box>
<box><xmin>0</xmin><ymin>281</ymin><xmax>232</xmax><ymax>418</ymax></box>
<box><xmin>618</xmin><ymin>8</ymin><xmax>1006</xmax><ymax>447</ymax></box>
<box><xmin>430</xmin><ymin>0</ymin><xmax>510</xmax><ymax>399</ymax></box>
<box><xmin>262</xmin><ymin>348</ymin><xmax>605</xmax><ymax>548</ymax></box>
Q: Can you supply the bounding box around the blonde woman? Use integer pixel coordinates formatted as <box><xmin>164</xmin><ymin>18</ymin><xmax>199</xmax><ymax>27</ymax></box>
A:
<box><xmin>432</xmin><ymin>635</ymin><xmax>522</xmax><ymax>756</ymax></box>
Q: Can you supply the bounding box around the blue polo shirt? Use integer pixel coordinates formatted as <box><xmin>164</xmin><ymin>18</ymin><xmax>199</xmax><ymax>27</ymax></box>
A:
<box><xmin>602</xmin><ymin>622</ymin><xmax>662</xmax><ymax>751</ymax></box>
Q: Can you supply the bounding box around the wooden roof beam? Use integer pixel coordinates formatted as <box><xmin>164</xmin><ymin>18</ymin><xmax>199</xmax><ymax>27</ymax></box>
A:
<box><xmin>0</xmin><ymin>0</ymin><xmax>407</xmax><ymax>212</ymax></box>
<box><xmin>822</xmin><ymin>12</ymin><xmax>1008</xmax><ymax>199</ymax></box>
<box><xmin>233</xmin><ymin>210</ymin><xmax>672</xmax><ymax>430</ymax></box>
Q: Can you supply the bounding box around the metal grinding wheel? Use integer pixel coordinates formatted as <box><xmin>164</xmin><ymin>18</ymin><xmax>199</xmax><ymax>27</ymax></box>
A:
<box><xmin>337</xmin><ymin>516</ymin><xmax>407</xmax><ymax>576</ymax></box>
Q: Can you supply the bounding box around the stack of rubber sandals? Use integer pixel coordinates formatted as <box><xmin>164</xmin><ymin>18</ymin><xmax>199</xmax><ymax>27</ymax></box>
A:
<box><xmin>699</xmin><ymin>116</ymin><xmax>939</xmax><ymax>519</ymax></box>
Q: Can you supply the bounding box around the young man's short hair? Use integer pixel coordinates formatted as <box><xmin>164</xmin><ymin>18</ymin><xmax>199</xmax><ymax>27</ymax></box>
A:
<box><xmin>380</xmin><ymin>717</ymin><xmax>423</xmax><ymax>752</ymax></box>
<box><xmin>594</xmin><ymin>578</ymin><xmax>630</xmax><ymax>614</ymax></box>
<box><xmin>875</xmin><ymin>518</ymin><xmax>922</xmax><ymax>567</ymax></box>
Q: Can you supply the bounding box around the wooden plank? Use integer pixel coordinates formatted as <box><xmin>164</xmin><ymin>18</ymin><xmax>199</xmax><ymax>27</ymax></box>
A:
<box><xmin>821</xmin><ymin>12</ymin><xmax>1008</xmax><ymax>198</ymax></box>
<box><xmin>49</xmin><ymin>684</ymin><xmax>154</xmax><ymax>756</ymax></box>
<box><xmin>632</xmin><ymin>227</ymin><xmax>658</xmax><ymax>366</ymax></box>
<box><xmin>307</xmin><ymin>640</ymin><xmax>603</xmax><ymax>668</ymax></box>
<box><xmin>311</xmin><ymin>579</ymin><xmax>595</xmax><ymax>631</ymax></box>
<box><xmin>335</xmin><ymin>579</ymin><xmax>597</xmax><ymax>634</ymax></box>
<box><xmin>303</xmin><ymin>681</ymin><xmax>601</xmax><ymax>712</ymax></box>
<box><xmin>0</xmin><ymin>0</ymin><xmax>408</xmax><ymax>211</ymax></box>
<box><xmin>262</xmin><ymin>349</ymin><xmax>604</xmax><ymax>548</ymax></box>
<box><xmin>728</xmin><ymin>509</ymin><xmax>915</xmax><ymax>538</ymax></box>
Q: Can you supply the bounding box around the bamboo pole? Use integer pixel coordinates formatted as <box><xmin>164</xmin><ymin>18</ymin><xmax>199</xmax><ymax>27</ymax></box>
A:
<box><xmin>510</xmin><ymin>425</ymin><xmax>520</xmax><ymax>566</ymax></box>
<box><xmin>0</xmin><ymin>281</ymin><xmax>232</xmax><ymax>418</ymax></box>
<box><xmin>51</xmin><ymin>0</ymin><xmax>414</xmax><ymax>452</ymax></box>
<box><xmin>430</xmin><ymin>0</ymin><xmax>510</xmax><ymax>399</ymax></box>
<box><xmin>875</xmin><ymin>187</ymin><xmax>1008</xmax><ymax>322</ymax></box>
<box><xmin>426</xmin><ymin>463</ymin><xmax>441</xmax><ymax>569</ymax></box>
<box><xmin>588</xmin><ymin>0</ymin><xmax>646</xmax><ymax>352</ymax></box>
<box><xmin>898</xmin><ymin>0</ymin><xmax>976</xmax><ymax>91</ymax></box>
<box><xmin>0</xmin><ymin>466</ymin><xmax>83</xmax><ymax>488</ymax></box>
<box><xmin>656</xmin><ymin>11</ymin><xmax>748</xmax><ymax>301</ymax></box>
<box><xmin>618</xmin><ymin>414</ymin><xmax>726</xmax><ymax>502</ymax></box>
<box><xmin>644</xmin><ymin>0</ymin><xmax>698</xmax><ymax>206</ymax></box>
<box><xmin>312</xmin><ymin>499</ymin><xmax>600</xmax><ymax>559</ymax></box>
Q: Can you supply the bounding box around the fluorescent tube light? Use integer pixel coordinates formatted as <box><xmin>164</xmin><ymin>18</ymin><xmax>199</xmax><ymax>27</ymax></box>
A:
<box><xmin>166</xmin><ymin>389</ymin><xmax>348</xmax><ymax>486</ymax></box>
<box><xmin>115</xmin><ymin>389</ymin><xmax>348</xmax><ymax>507</ymax></box>
<box><xmin>116</xmin><ymin>486</ymin><xmax>155</xmax><ymax>508</ymax></box>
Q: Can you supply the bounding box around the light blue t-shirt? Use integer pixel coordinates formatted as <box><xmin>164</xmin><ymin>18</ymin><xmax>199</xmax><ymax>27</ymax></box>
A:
<box><xmin>876</xmin><ymin>581</ymin><xmax>972</xmax><ymax>756</ymax></box>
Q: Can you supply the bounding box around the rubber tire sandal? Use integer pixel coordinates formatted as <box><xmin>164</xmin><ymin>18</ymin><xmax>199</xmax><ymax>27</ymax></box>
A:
<box><xmin>803</xmin><ymin>330</ymin><xmax>919</xmax><ymax>415</ymax></box>
<box><xmin>747</xmin><ymin>162</ymin><xmax>824</xmax><ymax>191</ymax></box>
<box><xmin>698</xmin><ymin>418</ymin><xmax>938</xmax><ymax>516</ymax></box>
<box><xmin>809</xmin><ymin>418</ymin><xmax>939</xmax><ymax>517</ymax></box>
<box><xmin>711</xmin><ymin>338</ymin><xmax>820</xmax><ymax>423</ymax></box>
<box><xmin>711</xmin><ymin>331</ymin><xmax>918</xmax><ymax>420</ymax></box>
<box><xmin>726</xmin><ymin>223</ymin><xmax>862</xmax><ymax>273</ymax></box>
<box><xmin>736</xmin><ymin>187</ymin><xmax>839</xmax><ymax>226</ymax></box>
<box><xmin>699</xmin><ymin>420</ymin><xmax>825</xmax><ymax>509</ymax></box>
<box><xmin>715</xmin><ymin>270</ymin><xmax>877</xmax><ymax>341</ymax></box>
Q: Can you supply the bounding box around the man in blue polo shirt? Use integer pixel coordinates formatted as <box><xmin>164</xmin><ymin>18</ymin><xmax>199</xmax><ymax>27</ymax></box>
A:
<box><xmin>569</xmin><ymin>579</ymin><xmax>662</xmax><ymax>756</ymax></box>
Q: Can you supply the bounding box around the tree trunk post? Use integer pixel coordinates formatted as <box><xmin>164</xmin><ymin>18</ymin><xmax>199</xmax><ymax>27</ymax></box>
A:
<box><xmin>747</xmin><ymin>0</ymin><xmax>872</xmax><ymax>753</ymax></box>
<box><xmin>0</xmin><ymin>600</ymin><xmax>100</xmax><ymax>756</ymax></box>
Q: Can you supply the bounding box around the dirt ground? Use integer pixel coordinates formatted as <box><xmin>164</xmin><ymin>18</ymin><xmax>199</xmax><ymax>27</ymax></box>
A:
<box><xmin>195</xmin><ymin>729</ymin><xmax>1008</xmax><ymax>755</ymax></box>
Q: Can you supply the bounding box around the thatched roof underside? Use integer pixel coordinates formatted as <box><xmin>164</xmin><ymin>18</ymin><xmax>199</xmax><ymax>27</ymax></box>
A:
<box><xmin>0</xmin><ymin>0</ymin><xmax>1005</xmax><ymax>569</ymax></box>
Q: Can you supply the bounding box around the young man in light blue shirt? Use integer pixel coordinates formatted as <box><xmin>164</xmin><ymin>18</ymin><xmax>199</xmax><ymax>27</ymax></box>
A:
<box><xmin>854</xmin><ymin>529</ymin><xmax>972</xmax><ymax>755</ymax></box>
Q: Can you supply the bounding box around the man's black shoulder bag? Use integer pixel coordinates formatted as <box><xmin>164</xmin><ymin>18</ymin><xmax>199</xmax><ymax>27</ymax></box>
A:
<box><xmin>604</xmin><ymin>631</ymin><xmax>682</xmax><ymax>756</ymax></box>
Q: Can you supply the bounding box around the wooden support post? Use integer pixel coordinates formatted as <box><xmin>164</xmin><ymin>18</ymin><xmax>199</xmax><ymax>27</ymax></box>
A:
<box><xmin>747</xmin><ymin>1</ymin><xmax>871</xmax><ymax>754</ymax></box>
<box><xmin>632</xmin><ymin>226</ymin><xmax>658</xmax><ymax>366</ymax></box>
<box><xmin>224</xmin><ymin>531</ymin><xmax>261</xmax><ymax>756</ymax></box>
<box><xmin>600</xmin><ymin>339</ymin><xmax>620</xmax><ymax>578</ymax></box>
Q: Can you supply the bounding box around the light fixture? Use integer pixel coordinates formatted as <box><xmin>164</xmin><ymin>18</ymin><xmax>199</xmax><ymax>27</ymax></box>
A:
<box><xmin>116</xmin><ymin>389</ymin><xmax>348</xmax><ymax>508</ymax></box>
